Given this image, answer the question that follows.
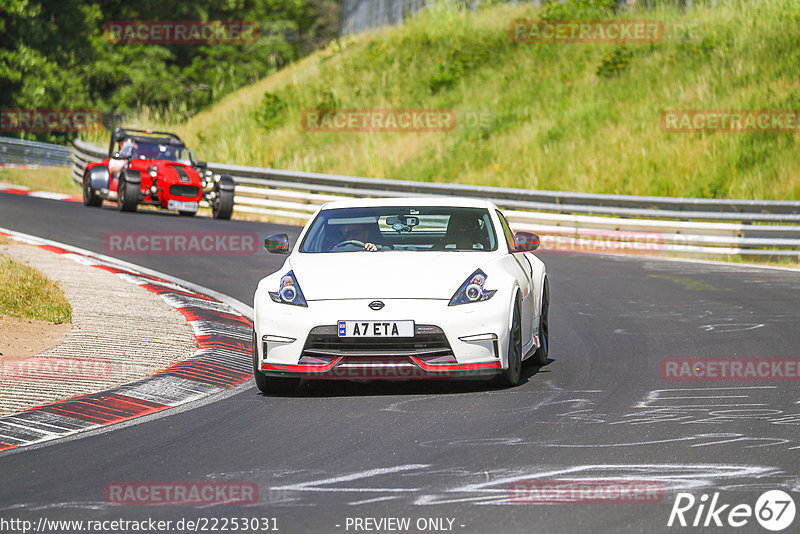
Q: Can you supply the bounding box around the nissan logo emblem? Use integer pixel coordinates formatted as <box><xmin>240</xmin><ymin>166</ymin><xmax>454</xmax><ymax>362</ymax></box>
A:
<box><xmin>368</xmin><ymin>301</ymin><xmax>385</xmax><ymax>311</ymax></box>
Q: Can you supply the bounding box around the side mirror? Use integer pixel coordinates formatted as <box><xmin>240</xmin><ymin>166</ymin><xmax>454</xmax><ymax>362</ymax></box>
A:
<box><xmin>264</xmin><ymin>234</ymin><xmax>290</xmax><ymax>254</ymax></box>
<box><xmin>514</xmin><ymin>231</ymin><xmax>540</xmax><ymax>252</ymax></box>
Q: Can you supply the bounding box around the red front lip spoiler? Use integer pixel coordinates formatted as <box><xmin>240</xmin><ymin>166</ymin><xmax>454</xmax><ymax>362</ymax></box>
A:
<box><xmin>261</xmin><ymin>357</ymin><xmax>343</xmax><ymax>373</ymax></box>
<box><xmin>408</xmin><ymin>357</ymin><xmax>501</xmax><ymax>372</ymax></box>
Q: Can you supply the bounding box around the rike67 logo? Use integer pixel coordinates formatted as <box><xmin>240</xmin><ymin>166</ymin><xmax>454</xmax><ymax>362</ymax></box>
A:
<box><xmin>668</xmin><ymin>490</ymin><xmax>796</xmax><ymax>531</ymax></box>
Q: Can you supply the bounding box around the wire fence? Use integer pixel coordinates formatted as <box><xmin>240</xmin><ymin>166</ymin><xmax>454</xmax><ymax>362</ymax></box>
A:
<box><xmin>339</xmin><ymin>0</ymin><xmax>718</xmax><ymax>35</ymax></box>
<box><xmin>341</xmin><ymin>0</ymin><xmax>534</xmax><ymax>35</ymax></box>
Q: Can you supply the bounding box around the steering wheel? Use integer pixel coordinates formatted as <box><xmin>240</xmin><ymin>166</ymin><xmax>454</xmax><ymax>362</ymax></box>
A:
<box><xmin>331</xmin><ymin>240</ymin><xmax>395</xmax><ymax>251</ymax></box>
<box><xmin>332</xmin><ymin>240</ymin><xmax>366</xmax><ymax>250</ymax></box>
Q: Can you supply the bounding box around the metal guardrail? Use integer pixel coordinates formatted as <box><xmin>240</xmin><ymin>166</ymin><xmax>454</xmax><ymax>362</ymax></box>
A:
<box><xmin>70</xmin><ymin>138</ymin><xmax>800</xmax><ymax>258</ymax></box>
<box><xmin>0</xmin><ymin>136</ymin><xmax>71</xmax><ymax>167</ymax></box>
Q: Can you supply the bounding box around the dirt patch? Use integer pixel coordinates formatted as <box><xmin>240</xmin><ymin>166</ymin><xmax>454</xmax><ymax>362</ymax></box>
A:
<box><xmin>0</xmin><ymin>315</ymin><xmax>72</xmax><ymax>360</ymax></box>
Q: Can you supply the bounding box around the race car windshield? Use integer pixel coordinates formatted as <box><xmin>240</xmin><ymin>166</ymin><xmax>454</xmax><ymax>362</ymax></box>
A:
<box><xmin>130</xmin><ymin>141</ymin><xmax>191</xmax><ymax>164</ymax></box>
<box><xmin>300</xmin><ymin>206</ymin><xmax>498</xmax><ymax>253</ymax></box>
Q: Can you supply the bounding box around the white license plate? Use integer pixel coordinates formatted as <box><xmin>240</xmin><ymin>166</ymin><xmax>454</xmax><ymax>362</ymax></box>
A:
<box><xmin>338</xmin><ymin>320</ymin><xmax>415</xmax><ymax>338</ymax></box>
<box><xmin>168</xmin><ymin>200</ymin><xmax>199</xmax><ymax>212</ymax></box>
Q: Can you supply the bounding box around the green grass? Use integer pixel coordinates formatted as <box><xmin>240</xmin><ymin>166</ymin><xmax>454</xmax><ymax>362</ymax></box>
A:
<box><xmin>0</xmin><ymin>167</ymin><xmax>79</xmax><ymax>196</ymax></box>
<box><xmin>114</xmin><ymin>0</ymin><xmax>800</xmax><ymax>200</ymax></box>
<box><xmin>0</xmin><ymin>253</ymin><xmax>72</xmax><ymax>323</ymax></box>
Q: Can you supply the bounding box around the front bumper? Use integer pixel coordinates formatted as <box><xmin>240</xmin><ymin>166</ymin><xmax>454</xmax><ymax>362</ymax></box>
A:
<box><xmin>253</xmin><ymin>296</ymin><xmax>510</xmax><ymax>380</ymax></box>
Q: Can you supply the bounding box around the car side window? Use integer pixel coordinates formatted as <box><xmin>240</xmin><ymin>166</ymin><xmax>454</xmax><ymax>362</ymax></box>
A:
<box><xmin>495</xmin><ymin>210</ymin><xmax>516</xmax><ymax>253</ymax></box>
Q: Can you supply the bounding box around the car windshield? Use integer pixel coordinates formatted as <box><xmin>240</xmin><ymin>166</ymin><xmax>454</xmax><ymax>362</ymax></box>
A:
<box><xmin>128</xmin><ymin>141</ymin><xmax>192</xmax><ymax>164</ymax></box>
<box><xmin>300</xmin><ymin>206</ymin><xmax>498</xmax><ymax>253</ymax></box>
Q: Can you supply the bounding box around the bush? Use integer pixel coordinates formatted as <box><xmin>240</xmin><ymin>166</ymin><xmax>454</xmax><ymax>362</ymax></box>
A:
<box><xmin>596</xmin><ymin>46</ymin><xmax>633</xmax><ymax>77</ymax></box>
<box><xmin>253</xmin><ymin>92</ymin><xmax>288</xmax><ymax>131</ymax></box>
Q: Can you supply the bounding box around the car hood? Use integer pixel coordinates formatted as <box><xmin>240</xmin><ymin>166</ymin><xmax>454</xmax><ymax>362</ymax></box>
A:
<box><xmin>129</xmin><ymin>160</ymin><xmax>200</xmax><ymax>184</ymax></box>
<box><xmin>287</xmin><ymin>252</ymin><xmax>491</xmax><ymax>300</ymax></box>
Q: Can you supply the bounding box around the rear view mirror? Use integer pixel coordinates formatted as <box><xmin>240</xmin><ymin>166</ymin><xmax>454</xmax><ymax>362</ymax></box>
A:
<box><xmin>264</xmin><ymin>234</ymin><xmax>290</xmax><ymax>254</ymax></box>
<box><xmin>386</xmin><ymin>215</ymin><xmax>420</xmax><ymax>232</ymax></box>
<box><xmin>514</xmin><ymin>231</ymin><xmax>540</xmax><ymax>252</ymax></box>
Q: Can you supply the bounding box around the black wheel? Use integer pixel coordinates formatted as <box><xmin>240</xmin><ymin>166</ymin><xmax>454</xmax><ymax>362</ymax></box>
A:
<box><xmin>532</xmin><ymin>277</ymin><xmax>549</xmax><ymax>366</ymax></box>
<box><xmin>498</xmin><ymin>297</ymin><xmax>523</xmax><ymax>387</ymax></box>
<box><xmin>117</xmin><ymin>178</ymin><xmax>138</xmax><ymax>212</ymax></box>
<box><xmin>252</xmin><ymin>330</ymin><xmax>300</xmax><ymax>395</ymax></box>
<box><xmin>82</xmin><ymin>171</ymin><xmax>102</xmax><ymax>207</ymax></box>
<box><xmin>178</xmin><ymin>210</ymin><xmax>196</xmax><ymax>217</ymax></box>
<box><xmin>212</xmin><ymin>188</ymin><xmax>234</xmax><ymax>220</ymax></box>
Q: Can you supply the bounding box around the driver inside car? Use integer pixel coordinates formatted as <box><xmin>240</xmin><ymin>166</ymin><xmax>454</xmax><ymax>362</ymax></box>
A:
<box><xmin>338</xmin><ymin>222</ymin><xmax>381</xmax><ymax>252</ymax></box>
<box><xmin>108</xmin><ymin>138</ymin><xmax>135</xmax><ymax>181</ymax></box>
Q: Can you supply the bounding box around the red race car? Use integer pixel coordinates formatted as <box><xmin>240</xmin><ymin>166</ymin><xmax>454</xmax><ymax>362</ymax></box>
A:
<box><xmin>82</xmin><ymin>128</ymin><xmax>235</xmax><ymax>219</ymax></box>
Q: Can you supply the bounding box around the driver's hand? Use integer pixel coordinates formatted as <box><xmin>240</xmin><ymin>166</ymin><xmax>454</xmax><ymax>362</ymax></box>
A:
<box><xmin>364</xmin><ymin>242</ymin><xmax>378</xmax><ymax>252</ymax></box>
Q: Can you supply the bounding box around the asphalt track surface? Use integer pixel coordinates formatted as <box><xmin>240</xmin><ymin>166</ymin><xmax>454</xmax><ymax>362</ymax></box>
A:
<box><xmin>1</xmin><ymin>193</ymin><xmax>799</xmax><ymax>534</ymax></box>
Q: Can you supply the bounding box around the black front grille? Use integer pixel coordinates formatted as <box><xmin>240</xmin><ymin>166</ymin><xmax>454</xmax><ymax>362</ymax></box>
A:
<box><xmin>169</xmin><ymin>184</ymin><xmax>200</xmax><ymax>198</ymax></box>
<box><xmin>301</xmin><ymin>324</ymin><xmax>452</xmax><ymax>358</ymax></box>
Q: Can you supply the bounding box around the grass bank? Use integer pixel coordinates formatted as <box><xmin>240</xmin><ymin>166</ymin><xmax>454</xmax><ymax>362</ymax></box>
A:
<box><xmin>0</xmin><ymin>248</ymin><xmax>72</xmax><ymax>323</ymax></box>
<box><xmin>122</xmin><ymin>0</ymin><xmax>800</xmax><ymax>200</ymax></box>
<box><xmin>0</xmin><ymin>167</ymin><xmax>79</xmax><ymax>196</ymax></box>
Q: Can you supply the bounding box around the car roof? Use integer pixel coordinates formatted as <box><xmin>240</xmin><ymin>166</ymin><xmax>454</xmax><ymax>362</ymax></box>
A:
<box><xmin>320</xmin><ymin>196</ymin><xmax>498</xmax><ymax>210</ymax></box>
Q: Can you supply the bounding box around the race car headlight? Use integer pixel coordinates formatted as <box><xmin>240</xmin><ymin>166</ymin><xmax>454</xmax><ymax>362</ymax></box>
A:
<box><xmin>148</xmin><ymin>166</ymin><xmax>158</xmax><ymax>178</ymax></box>
<box><xmin>268</xmin><ymin>271</ymin><xmax>307</xmax><ymax>307</ymax></box>
<box><xmin>449</xmin><ymin>269</ymin><xmax>496</xmax><ymax>306</ymax></box>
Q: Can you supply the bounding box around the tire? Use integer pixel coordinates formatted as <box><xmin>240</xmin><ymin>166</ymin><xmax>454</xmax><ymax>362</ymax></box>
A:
<box><xmin>252</xmin><ymin>330</ymin><xmax>300</xmax><ymax>395</ymax></box>
<box><xmin>532</xmin><ymin>277</ymin><xmax>549</xmax><ymax>366</ymax></box>
<box><xmin>498</xmin><ymin>297</ymin><xmax>523</xmax><ymax>387</ymax></box>
<box><xmin>178</xmin><ymin>210</ymin><xmax>196</xmax><ymax>217</ymax></box>
<box><xmin>212</xmin><ymin>188</ymin><xmax>234</xmax><ymax>220</ymax></box>
<box><xmin>82</xmin><ymin>171</ymin><xmax>102</xmax><ymax>207</ymax></box>
<box><xmin>117</xmin><ymin>177</ymin><xmax>139</xmax><ymax>212</ymax></box>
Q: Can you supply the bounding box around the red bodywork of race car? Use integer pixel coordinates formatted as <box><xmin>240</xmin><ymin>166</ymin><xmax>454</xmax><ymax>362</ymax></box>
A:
<box><xmin>87</xmin><ymin>155</ymin><xmax>203</xmax><ymax>212</ymax></box>
<box><xmin>82</xmin><ymin>128</ymin><xmax>235</xmax><ymax>219</ymax></box>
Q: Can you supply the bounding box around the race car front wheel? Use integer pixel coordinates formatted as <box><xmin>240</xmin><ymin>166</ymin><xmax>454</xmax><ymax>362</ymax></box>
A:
<box><xmin>117</xmin><ymin>177</ymin><xmax>139</xmax><ymax>212</ymax></box>
<box><xmin>252</xmin><ymin>330</ymin><xmax>300</xmax><ymax>395</ymax></box>
<box><xmin>498</xmin><ymin>297</ymin><xmax>522</xmax><ymax>387</ymax></box>
<box><xmin>82</xmin><ymin>171</ymin><xmax>102</xmax><ymax>207</ymax></box>
<box><xmin>212</xmin><ymin>188</ymin><xmax>234</xmax><ymax>220</ymax></box>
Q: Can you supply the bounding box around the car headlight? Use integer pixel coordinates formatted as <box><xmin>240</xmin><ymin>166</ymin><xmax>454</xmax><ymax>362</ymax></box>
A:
<box><xmin>268</xmin><ymin>271</ymin><xmax>307</xmax><ymax>307</ymax></box>
<box><xmin>448</xmin><ymin>269</ymin><xmax>496</xmax><ymax>306</ymax></box>
<box><xmin>148</xmin><ymin>166</ymin><xmax>158</xmax><ymax>178</ymax></box>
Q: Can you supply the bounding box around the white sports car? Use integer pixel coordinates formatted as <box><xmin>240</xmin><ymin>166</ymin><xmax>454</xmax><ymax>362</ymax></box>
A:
<box><xmin>252</xmin><ymin>197</ymin><xmax>549</xmax><ymax>393</ymax></box>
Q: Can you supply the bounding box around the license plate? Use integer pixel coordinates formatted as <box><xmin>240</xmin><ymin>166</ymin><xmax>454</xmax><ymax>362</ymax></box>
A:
<box><xmin>168</xmin><ymin>200</ymin><xmax>198</xmax><ymax>212</ymax></box>
<box><xmin>338</xmin><ymin>320</ymin><xmax>414</xmax><ymax>338</ymax></box>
